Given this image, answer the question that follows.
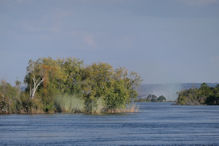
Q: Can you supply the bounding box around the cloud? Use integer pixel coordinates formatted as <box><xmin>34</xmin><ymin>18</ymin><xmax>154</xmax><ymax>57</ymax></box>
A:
<box><xmin>83</xmin><ymin>35</ymin><xmax>96</xmax><ymax>48</ymax></box>
<box><xmin>179</xmin><ymin>0</ymin><xmax>218</xmax><ymax>6</ymax></box>
<box><xmin>71</xmin><ymin>31</ymin><xmax>97</xmax><ymax>49</ymax></box>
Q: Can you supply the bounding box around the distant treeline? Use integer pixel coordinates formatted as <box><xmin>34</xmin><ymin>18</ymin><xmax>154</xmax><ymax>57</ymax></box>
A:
<box><xmin>0</xmin><ymin>57</ymin><xmax>141</xmax><ymax>114</ymax></box>
<box><xmin>177</xmin><ymin>83</ymin><xmax>219</xmax><ymax>105</ymax></box>
<box><xmin>135</xmin><ymin>94</ymin><xmax>166</xmax><ymax>102</ymax></box>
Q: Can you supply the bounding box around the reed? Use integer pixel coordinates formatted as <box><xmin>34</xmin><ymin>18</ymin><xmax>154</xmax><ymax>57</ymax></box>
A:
<box><xmin>54</xmin><ymin>94</ymin><xmax>85</xmax><ymax>113</ymax></box>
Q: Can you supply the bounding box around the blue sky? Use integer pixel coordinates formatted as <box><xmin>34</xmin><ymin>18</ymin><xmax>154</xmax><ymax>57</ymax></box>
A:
<box><xmin>0</xmin><ymin>0</ymin><xmax>219</xmax><ymax>84</ymax></box>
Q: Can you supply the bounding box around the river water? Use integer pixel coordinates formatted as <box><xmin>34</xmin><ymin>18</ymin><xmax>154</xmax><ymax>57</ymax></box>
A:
<box><xmin>0</xmin><ymin>102</ymin><xmax>219</xmax><ymax>145</ymax></box>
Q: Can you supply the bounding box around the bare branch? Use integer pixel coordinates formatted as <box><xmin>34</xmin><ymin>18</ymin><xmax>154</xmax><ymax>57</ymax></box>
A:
<box><xmin>30</xmin><ymin>77</ymin><xmax>44</xmax><ymax>99</ymax></box>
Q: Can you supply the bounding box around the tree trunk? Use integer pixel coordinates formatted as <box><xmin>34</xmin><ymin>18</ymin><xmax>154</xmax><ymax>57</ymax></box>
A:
<box><xmin>30</xmin><ymin>76</ymin><xmax>44</xmax><ymax>99</ymax></box>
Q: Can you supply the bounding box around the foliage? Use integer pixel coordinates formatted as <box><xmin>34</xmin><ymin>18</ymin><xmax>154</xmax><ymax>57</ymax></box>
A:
<box><xmin>0</xmin><ymin>80</ymin><xmax>21</xmax><ymax>113</ymax></box>
<box><xmin>177</xmin><ymin>83</ymin><xmax>219</xmax><ymax>105</ymax></box>
<box><xmin>157</xmin><ymin>95</ymin><xmax>166</xmax><ymax>102</ymax></box>
<box><xmin>135</xmin><ymin>94</ymin><xmax>166</xmax><ymax>102</ymax></box>
<box><xmin>80</xmin><ymin>64</ymin><xmax>141</xmax><ymax>113</ymax></box>
<box><xmin>0</xmin><ymin>57</ymin><xmax>141</xmax><ymax>114</ymax></box>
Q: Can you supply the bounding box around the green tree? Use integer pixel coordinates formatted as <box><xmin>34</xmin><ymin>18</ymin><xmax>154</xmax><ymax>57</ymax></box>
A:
<box><xmin>0</xmin><ymin>80</ymin><xmax>21</xmax><ymax>113</ymax></box>
<box><xmin>157</xmin><ymin>95</ymin><xmax>166</xmax><ymax>102</ymax></box>
<box><xmin>177</xmin><ymin>83</ymin><xmax>219</xmax><ymax>105</ymax></box>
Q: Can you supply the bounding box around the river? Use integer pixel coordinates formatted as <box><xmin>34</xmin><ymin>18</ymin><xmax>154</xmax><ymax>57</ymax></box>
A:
<box><xmin>0</xmin><ymin>102</ymin><xmax>219</xmax><ymax>145</ymax></box>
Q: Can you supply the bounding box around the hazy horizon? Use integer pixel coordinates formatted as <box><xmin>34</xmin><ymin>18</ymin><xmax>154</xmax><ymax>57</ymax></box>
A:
<box><xmin>1</xmin><ymin>0</ymin><xmax>219</xmax><ymax>84</ymax></box>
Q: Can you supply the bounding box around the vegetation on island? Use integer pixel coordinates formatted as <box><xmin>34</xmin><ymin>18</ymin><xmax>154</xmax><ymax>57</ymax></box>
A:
<box><xmin>135</xmin><ymin>94</ymin><xmax>166</xmax><ymax>102</ymax></box>
<box><xmin>177</xmin><ymin>83</ymin><xmax>219</xmax><ymax>105</ymax></box>
<box><xmin>0</xmin><ymin>57</ymin><xmax>141</xmax><ymax>114</ymax></box>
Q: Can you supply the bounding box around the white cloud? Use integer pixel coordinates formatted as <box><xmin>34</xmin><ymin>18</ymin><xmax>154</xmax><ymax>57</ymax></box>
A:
<box><xmin>83</xmin><ymin>35</ymin><xmax>96</xmax><ymax>48</ymax></box>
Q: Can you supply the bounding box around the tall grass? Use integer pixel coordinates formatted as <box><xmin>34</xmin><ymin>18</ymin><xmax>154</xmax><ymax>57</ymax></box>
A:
<box><xmin>84</xmin><ymin>97</ymin><xmax>105</xmax><ymax>114</ymax></box>
<box><xmin>54</xmin><ymin>94</ymin><xmax>85</xmax><ymax>113</ymax></box>
<box><xmin>92</xmin><ymin>98</ymin><xmax>105</xmax><ymax>114</ymax></box>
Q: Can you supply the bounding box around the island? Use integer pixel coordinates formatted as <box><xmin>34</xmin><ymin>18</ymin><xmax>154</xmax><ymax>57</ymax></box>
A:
<box><xmin>0</xmin><ymin>57</ymin><xmax>141</xmax><ymax>114</ymax></box>
<box><xmin>177</xmin><ymin>83</ymin><xmax>219</xmax><ymax>105</ymax></box>
<box><xmin>135</xmin><ymin>94</ymin><xmax>167</xmax><ymax>102</ymax></box>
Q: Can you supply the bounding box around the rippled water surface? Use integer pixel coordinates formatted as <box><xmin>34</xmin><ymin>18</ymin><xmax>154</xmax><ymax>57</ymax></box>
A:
<box><xmin>0</xmin><ymin>102</ymin><xmax>219</xmax><ymax>145</ymax></box>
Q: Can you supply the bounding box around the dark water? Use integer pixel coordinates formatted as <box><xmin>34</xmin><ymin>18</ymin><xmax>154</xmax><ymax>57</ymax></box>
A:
<box><xmin>0</xmin><ymin>102</ymin><xmax>219</xmax><ymax>145</ymax></box>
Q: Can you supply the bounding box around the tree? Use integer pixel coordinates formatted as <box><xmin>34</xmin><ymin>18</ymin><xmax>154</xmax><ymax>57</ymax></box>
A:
<box><xmin>177</xmin><ymin>83</ymin><xmax>219</xmax><ymax>105</ymax></box>
<box><xmin>0</xmin><ymin>80</ymin><xmax>21</xmax><ymax>113</ymax></box>
<box><xmin>25</xmin><ymin>59</ymin><xmax>45</xmax><ymax>99</ymax></box>
<box><xmin>146</xmin><ymin>94</ymin><xmax>157</xmax><ymax>102</ymax></box>
<box><xmin>58</xmin><ymin>58</ymin><xmax>84</xmax><ymax>94</ymax></box>
<box><xmin>25</xmin><ymin>58</ymin><xmax>66</xmax><ymax>99</ymax></box>
<box><xmin>157</xmin><ymin>95</ymin><xmax>166</xmax><ymax>102</ymax></box>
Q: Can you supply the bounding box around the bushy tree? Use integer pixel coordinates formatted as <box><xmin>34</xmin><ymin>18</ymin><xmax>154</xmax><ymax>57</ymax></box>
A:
<box><xmin>177</xmin><ymin>83</ymin><xmax>219</xmax><ymax>105</ymax></box>
<box><xmin>24</xmin><ymin>58</ymin><xmax>67</xmax><ymax>112</ymax></box>
<box><xmin>0</xmin><ymin>80</ymin><xmax>21</xmax><ymax>113</ymax></box>
<box><xmin>157</xmin><ymin>95</ymin><xmax>166</xmax><ymax>102</ymax></box>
